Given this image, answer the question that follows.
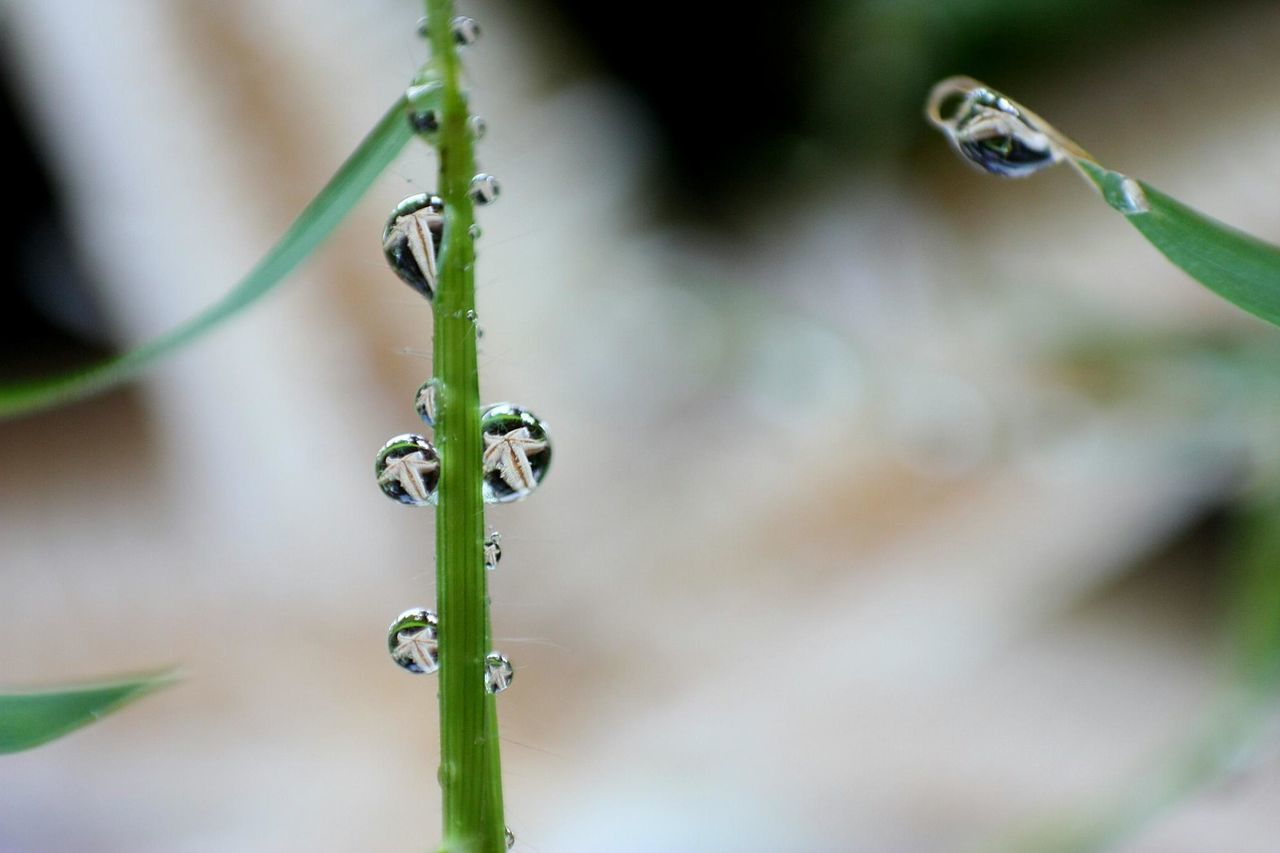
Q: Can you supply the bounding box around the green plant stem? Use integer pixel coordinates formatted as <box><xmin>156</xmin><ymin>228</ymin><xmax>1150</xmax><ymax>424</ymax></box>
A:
<box><xmin>0</xmin><ymin>98</ymin><xmax>412</xmax><ymax>420</ymax></box>
<box><xmin>424</xmin><ymin>1</ymin><xmax>505</xmax><ymax>850</ymax></box>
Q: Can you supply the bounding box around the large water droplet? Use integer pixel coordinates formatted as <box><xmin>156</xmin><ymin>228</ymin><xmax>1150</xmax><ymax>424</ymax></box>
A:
<box><xmin>388</xmin><ymin>608</ymin><xmax>439</xmax><ymax>674</ymax></box>
<box><xmin>480</xmin><ymin>403</ymin><xmax>552</xmax><ymax>503</ymax></box>
<box><xmin>451</xmin><ymin>16</ymin><xmax>481</xmax><ymax>45</ymax></box>
<box><xmin>415</xmin><ymin>378</ymin><xmax>441</xmax><ymax>427</ymax></box>
<box><xmin>384</xmin><ymin>194</ymin><xmax>444</xmax><ymax>300</ymax></box>
<box><xmin>375</xmin><ymin>434</ymin><xmax>440</xmax><ymax>506</ymax></box>
<box><xmin>469</xmin><ymin>174</ymin><xmax>500</xmax><ymax>206</ymax></box>
<box><xmin>926</xmin><ymin>77</ymin><xmax>1064</xmax><ymax>178</ymax></box>
<box><xmin>484</xmin><ymin>530</ymin><xmax>502</xmax><ymax>570</ymax></box>
<box><xmin>485</xmin><ymin>652</ymin><xmax>513</xmax><ymax>693</ymax></box>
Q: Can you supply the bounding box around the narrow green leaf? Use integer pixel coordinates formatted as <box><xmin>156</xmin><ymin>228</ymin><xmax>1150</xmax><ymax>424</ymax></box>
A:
<box><xmin>1076</xmin><ymin>160</ymin><xmax>1280</xmax><ymax>328</ymax></box>
<box><xmin>0</xmin><ymin>668</ymin><xmax>178</xmax><ymax>754</ymax></box>
<box><xmin>0</xmin><ymin>96</ymin><xmax>415</xmax><ymax>420</ymax></box>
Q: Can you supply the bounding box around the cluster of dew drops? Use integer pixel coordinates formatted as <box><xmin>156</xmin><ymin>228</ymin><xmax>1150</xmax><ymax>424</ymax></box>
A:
<box><xmin>377</xmin><ymin>15</ymin><xmax>545</xmax><ymax>850</ymax></box>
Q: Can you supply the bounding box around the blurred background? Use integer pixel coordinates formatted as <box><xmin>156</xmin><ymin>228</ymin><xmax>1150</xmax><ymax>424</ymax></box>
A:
<box><xmin>2</xmin><ymin>1</ymin><xmax>1280</xmax><ymax>850</ymax></box>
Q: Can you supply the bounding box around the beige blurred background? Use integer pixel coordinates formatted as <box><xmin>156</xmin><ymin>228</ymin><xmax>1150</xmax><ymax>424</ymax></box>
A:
<box><xmin>2</xmin><ymin>1</ymin><xmax>1280</xmax><ymax>851</ymax></box>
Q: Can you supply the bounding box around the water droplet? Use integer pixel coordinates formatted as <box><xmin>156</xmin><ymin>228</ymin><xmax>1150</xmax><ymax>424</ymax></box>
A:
<box><xmin>465</xmin><ymin>309</ymin><xmax>478</xmax><ymax>322</ymax></box>
<box><xmin>505</xmin><ymin>828</ymin><xmax>515</xmax><ymax>849</ymax></box>
<box><xmin>375</xmin><ymin>434</ymin><xmax>440</xmax><ymax>506</ymax></box>
<box><xmin>415</xmin><ymin>16</ymin><xmax>429</xmax><ymax>38</ymax></box>
<box><xmin>484</xmin><ymin>531</ymin><xmax>502</xmax><ymax>570</ymax></box>
<box><xmin>388</xmin><ymin>608</ymin><xmax>439</xmax><ymax>674</ymax></box>
<box><xmin>409</xmin><ymin>110</ymin><xmax>439</xmax><ymax>134</ymax></box>
<box><xmin>414</xmin><ymin>378</ymin><xmax>441</xmax><ymax>427</ymax></box>
<box><xmin>1098</xmin><ymin>170</ymin><xmax>1151</xmax><ymax>215</ymax></box>
<box><xmin>480</xmin><ymin>403</ymin><xmax>552</xmax><ymax>503</ymax></box>
<box><xmin>451</xmin><ymin>16</ymin><xmax>481</xmax><ymax>46</ymax></box>
<box><xmin>469</xmin><ymin>174</ymin><xmax>500</xmax><ymax>205</ymax></box>
<box><xmin>383</xmin><ymin>194</ymin><xmax>445</xmax><ymax>300</ymax></box>
<box><xmin>468</xmin><ymin>224</ymin><xmax>482</xmax><ymax>240</ymax></box>
<box><xmin>926</xmin><ymin>77</ymin><xmax>1064</xmax><ymax>178</ymax></box>
<box><xmin>468</xmin><ymin>115</ymin><xmax>487</xmax><ymax>140</ymax></box>
<box><xmin>484</xmin><ymin>652</ymin><xmax>513</xmax><ymax>693</ymax></box>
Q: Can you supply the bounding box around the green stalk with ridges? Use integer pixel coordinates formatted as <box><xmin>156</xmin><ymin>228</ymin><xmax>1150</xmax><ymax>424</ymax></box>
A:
<box><xmin>423</xmin><ymin>1</ymin><xmax>506</xmax><ymax>850</ymax></box>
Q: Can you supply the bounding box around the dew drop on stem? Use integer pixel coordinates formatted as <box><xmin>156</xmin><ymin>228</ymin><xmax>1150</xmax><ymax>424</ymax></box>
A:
<box><xmin>414</xmin><ymin>378</ymin><xmax>441</xmax><ymax>427</ymax></box>
<box><xmin>485</xmin><ymin>652</ymin><xmax>514</xmax><ymax>693</ymax></box>
<box><xmin>484</xmin><ymin>530</ymin><xmax>502</xmax><ymax>570</ymax></box>
<box><xmin>375</xmin><ymin>434</ymin><xmax>440</xmax><ymax>506</ymax></box>
<box><xmin>469</xmin><ymin>173</ymin><xmax>500</xmax><ymax>205</ymax></box>
<box><xmin>388</xmin><ymin>608</ymin><xmax>440</xmax><ymax>674</ymax></box>
<box><xmin>505</xmin><ymin>828</ymin><xmax>515</xmax><ymax>849</ymax></box>
<box><xmin>480</xmin><ymin>403</ymin><xmax>552</xmax><ymax>503</ymax></box>
<box><xmin>468</xmin><ymin>223</ymin><xmax>482</xmax><ymax>240</ymax></box>
<box><xmin>450</xmin><ymin>16</ymin><xmax>481</xmax><ymax>46</ymax></box>
<box><xmin>409</xmin><ymin>110</ymin><xmax>439</xmax><ymax>135</ymax></box>
<box><xmin>468</xmin><ymin>115</ymin><xmax>487</xmax><ymax>140</ymax></box>
<box><xmin>383</xmin><ymin>194</ymin><xmax>444</xmax><ymax>300</ymax></box>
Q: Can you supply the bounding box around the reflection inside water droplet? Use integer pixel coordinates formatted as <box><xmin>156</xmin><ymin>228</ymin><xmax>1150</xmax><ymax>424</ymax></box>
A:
<box><xmin>415</xmin><ymin>378</ymin><xmax>441</xmax><ymax>427</ymax></box>
<box><xmin>926</xmin><ymin>77</ymin><xmax>1065</xmax><ymax>178</ymax></box>
<box><xmin>388</xmin><ymin>608</ymin><xmax>439</xmax><ymax>674</ymax></box>
<box><xmin>469</xmin><ymin>174</ymin><xmax>500</xmax><ymax>205</ymax></box>
<box><xmin>384</xmin><ymin>194</ymin><xmax>445</xmax><ymax>300</ymax></box>
<box><xmin>485</xmin><ymin>652</ymin><xmax>513</xmax><ymax>693</ymax></box>
<box><xmin>451</xmin><ymin>16</ymin><xmax>481</xmax><ymax>45</ymax></box>
<box><xmin>480</xmin><ymin>403</ymin><xmax>552</xmax><ymax>503</ymax></box>
<box><xmin>375</xmin><ymin>434</ymin><xmax>440</xmax><ymax>506</ymax></box>
<box><xmin>484</xmin><ymin>530</ymin><xmax>502</xmax><ymax>570</ymax></box>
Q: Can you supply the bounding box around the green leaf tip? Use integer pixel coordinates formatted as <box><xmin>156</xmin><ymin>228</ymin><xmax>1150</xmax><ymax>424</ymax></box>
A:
<box><xmin>0</xmin><ymin>667</ymin><xmax>180</xmax><ymax>754</ymax></box>
<box><xmin>927</xmin><ymin>75</ymin><xmax>1280</xmax><ymax>329</ymax></box>
<box><xmin>0</xmin><ymin>95</ymin><xmax>415</xmax><ymax>421</ymax></box>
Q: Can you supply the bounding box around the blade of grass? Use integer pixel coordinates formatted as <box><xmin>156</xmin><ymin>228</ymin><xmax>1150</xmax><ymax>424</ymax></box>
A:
<box><xmin>0</xmin><ymin>668</ymin><xmax>179</xmax><ymax>754</ymax></box>
<box><xmin>1076</xmin><ymin>161</ymin><xmax>1280</xmax><ymax>328</ymax></box>
<box><xmin>0</xmin><ymin>97</ymin><xmax>415</xmax><ymax>421</ymax></box>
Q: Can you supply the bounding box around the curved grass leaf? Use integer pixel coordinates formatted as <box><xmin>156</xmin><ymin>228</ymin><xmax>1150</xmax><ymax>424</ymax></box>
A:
<box><xmin>1076</xmin><ymin>160</ymin><xmax>1280</xmax><ymax>328</ymax></box>
<box><xmin>0</xmin><ymin>668</ymin><xmax>178</xmax><ymax>754</ymax></box>
<box><xmin>0</xmin><ymin>97</ymin><xmax>415</xmax><ymax>421</ymax></box>
<box><xmin>926</xmin><ymin>76</ymin><xmax>1280</xmax><ymax>330</ymax></box>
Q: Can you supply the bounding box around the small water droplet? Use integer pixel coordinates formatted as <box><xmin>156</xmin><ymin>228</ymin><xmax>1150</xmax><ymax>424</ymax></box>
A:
<box><xmin>451</xmin><ymin>16</ymin><xmax>481</xmax><ymax>46</ymax></box>
<box><xmin>468</xmin><ymin>223</ymin><xmax>482</xmax><ymax>240</ymax></box>
<box><xmin>484</xmin><ymin>531</ymin><xmax>502</xmax><ymax>570</ymax></box>
<box><xmin>383</xmin><ymin>194</ymin><xmax>445</xmax><ymax>300</ymax></box>
<box><xmin>1098</xmin><ymin>170</ymin><xmax>1150</xmax><ymax>215</ymax></box>
<box><xmin>409</xmin><ymin>110</ymin><xmax>439</xmax><ymax>134</ymax></box>
<box><xmin>926</xmin><ymin>77</ymin><xmax>1064</xmax><ymax>178</ymax></box>
<box><xmin>465</xmin><ymin>309</ymin><xmax>478</xmax><ymax>323</ymax></box>
<box><xmin>469</xmin><ymin>174</ymin><xmax>500</xmax><ymax>205</ymax></box>
<box><xmin>505</xmin><ymin>828</ymin><xmax>515</xmax><ymax>849</ymax></box>
<box><xmin>414</xmin><ymin>378</ymin><xmax>441</xmax><ymax>427</ymax></box>
<box><xmin>484</xmin><ymin>652</ymin><xmax>513</xmax><ymax>693</ymax></box>
<box><xmin>375</xmin><ymin>434</ymin><xmax>440</xmax><ymax>506</ymax></box>
<box><xmin>388</xmin><ymin>608</ymin><xmax>439</xmax><ymax>674</ymax></box>
<box><xmin>468</xmin><ymin>115</ymin><xmax>487</xmax><ymax>140</ymax></box>
<box><xmin>480</xmin><ymin>403</ymin><xmax>552</xmax><ymax>503</ymax></box>
<box><xmin>415</xmin><ymin>16</ymin><xmax>429</xmax><ymax>38</ymax></box>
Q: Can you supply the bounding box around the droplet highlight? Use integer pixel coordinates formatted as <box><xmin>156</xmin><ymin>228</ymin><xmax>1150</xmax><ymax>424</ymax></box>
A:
<box><xmin>469</xmin><ymin>174</ymin><xmax>500</xmax><ymax>206</ymax></box>
<box><xmin>415</xmin><ymin>378</ymin><xmax>440</xmax><ymax>427</ymax></box>
<box><xmin>383</xmin><ymin>194</ymin><xmax>445</xmax><ymax>300</ymax></box>
<box><xmin>484</xmin><ymin>531</ymin><xmax>502</xmax><ymax>570</ymax></box>
<box><xmin>388</xmin><ymin>608</ymin><xmax>439</xmax><ymax>674</ymax></box>
<box><xmin>926</xmin><ymin>77</ymin><xmax>1065</xmax><ymax>178</ymax></box>
<box><xmin>480</xmin><ymin>403</ymin><xmax>552</xmax><ymax>503</ymax></box>
<box><xmin>375</xmin><ymin>434</ymin><xmax>440</xmax><ymax>506</ymax></box>
<box><xmin>450</xmin><ymin>16</ymin><xmax>481</xmax><ymax>46</ymax></box>
<box><xmin>485</xmin><ymin>652</ymin><xmax>513</xmax><ymax>693</ymax></box>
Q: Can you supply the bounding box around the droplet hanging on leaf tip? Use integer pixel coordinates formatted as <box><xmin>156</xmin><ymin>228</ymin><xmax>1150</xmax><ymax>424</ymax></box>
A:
<box><xmin>388</xmin><ymin>608</ymin><xmax>439</xmax><ymax>674</ymax></box>
<box><xmin>926</xmin><ymin>76</ymin><xmax>1067</xmax><ymax>179</ymax></box>
<box><xmin>469</xmin><ymin>174</ymin><xmax>500</xmax><ymax>205</ymax></box>
<box><xmin>384</xmin><ymin>193</ymin><xmax>445</xmax><ymax>300</ymax></box>
<box><xmin>480</xmin><ymin>403</ymin><xmax>552</xmax><ymax>503</ymax></box>
<box><xmin>485</xmin><ymin>652</ymin><xmax>513</xmax><ymax>693</ymax></box>
<box><xmin>375</xmin><ymin>434</ymin><xmax>440</xmax><ymax>506</ymax></box>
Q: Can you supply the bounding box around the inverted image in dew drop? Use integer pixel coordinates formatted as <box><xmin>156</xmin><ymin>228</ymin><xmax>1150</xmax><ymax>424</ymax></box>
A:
<box><xmin>388</xmin><ymin>608</ymin><xmax>440</xmax><ymax>674</ymax></box>
<box><xmin>484</xmin><ymin>652</ymin><xmax>513</xmax><ymax>694</ymax></box>
<box><xmin>927</xmin><ymin>78</ymin><xmax>1064</xmax><ymax>179</ymax></box>
<box><xmin>383</xmin><ymin>193</ymin><xmax>445</xmax><ymax>300</ymax></box>
<box><xmin>479</xmin><ymin>403</ymin><xmax>552</xmax><ymax>503</ymax></box>
<box><xmin>375</xmin><ymin>434</ymin><xmax>440</xmax><ymax>506</ymax></box>
<box><xmin>414</xmin><ymin>378</ymin><xmax>441</xmax><ymax>427</ymax></box>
